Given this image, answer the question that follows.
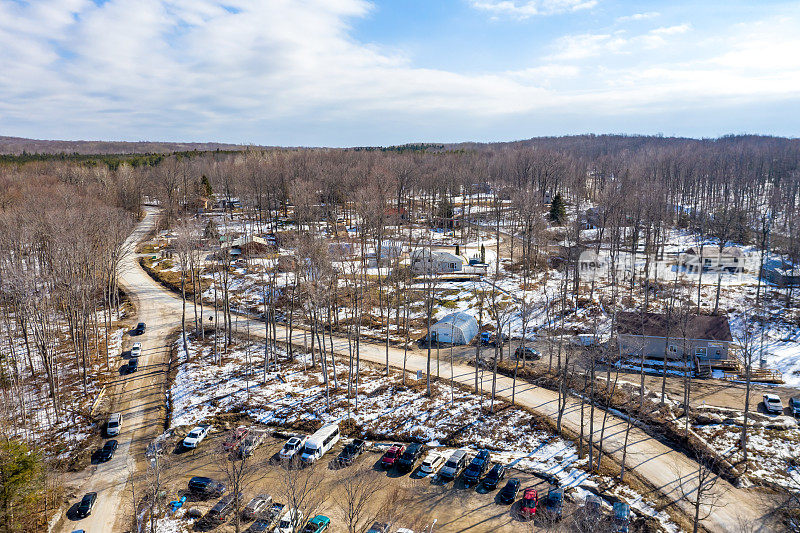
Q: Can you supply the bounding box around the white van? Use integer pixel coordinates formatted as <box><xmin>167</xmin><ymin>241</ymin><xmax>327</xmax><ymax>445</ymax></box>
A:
<box><xmin>106</xmin><ymin>413</ymin><xmax>122</xmax><ymax>437</ymax></box>
<box><xmin>299</xmin><ymin>423</ymin><xmax>340</xmax><ymax>465</ymax></box>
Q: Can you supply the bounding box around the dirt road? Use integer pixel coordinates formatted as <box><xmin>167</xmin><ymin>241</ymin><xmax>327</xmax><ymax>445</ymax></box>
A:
<box><xmin>62</xmin><ymin>208</ymin><xmax>773</xmax><ymax>532</ymax></box>
<box><xmin>58</xmin><ymin>209</ymin><xmax>178</xmax><ymax>533</ymax></box>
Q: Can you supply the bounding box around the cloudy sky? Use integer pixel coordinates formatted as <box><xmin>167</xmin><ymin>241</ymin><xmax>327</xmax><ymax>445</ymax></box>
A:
<box><xmin>1</xmin><ymin>0</ymin><xmax>799</xmax><ymax>146</ymax></box>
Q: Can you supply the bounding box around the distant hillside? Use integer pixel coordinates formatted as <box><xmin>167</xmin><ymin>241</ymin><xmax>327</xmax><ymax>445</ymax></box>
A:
<box><xmin>0</xmin><ymin>136</ymin><xmax>258</xmax><ymax>155</ymax></box>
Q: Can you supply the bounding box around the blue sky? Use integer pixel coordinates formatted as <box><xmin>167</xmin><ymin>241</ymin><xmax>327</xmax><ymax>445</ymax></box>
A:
<box><xmin>0</xmin><ymin>0</ymin><xmax>799</xmax><ymax>146</ymax></box>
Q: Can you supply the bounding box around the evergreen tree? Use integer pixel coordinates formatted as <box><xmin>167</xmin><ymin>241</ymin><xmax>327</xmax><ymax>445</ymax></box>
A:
<box><xmin>549</xmin><ymin>193</ymin><xmax>566</xmax><ymax>224</ymax></box>
<box><xmin>201</xmin><ymin>175</ymin><xmax>213</xmax><ymax>197</ymax></box>
<box><xmin>0</xmin><ymin>439</ymin><xmax>43</xmax><ymax>532</ymax></box>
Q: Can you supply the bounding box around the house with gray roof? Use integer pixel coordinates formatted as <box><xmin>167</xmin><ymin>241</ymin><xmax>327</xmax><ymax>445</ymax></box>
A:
<box><xmin>616</xmin><ymin>311</ymin><xmax>733</xmax><ymax>362</ymax></box>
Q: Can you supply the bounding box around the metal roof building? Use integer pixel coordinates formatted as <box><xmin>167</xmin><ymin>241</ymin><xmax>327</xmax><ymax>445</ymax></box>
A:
<box><xmin>428</xmin><ymin>312</ymin><xmax>479</xmax><ymax>345</ymax></box>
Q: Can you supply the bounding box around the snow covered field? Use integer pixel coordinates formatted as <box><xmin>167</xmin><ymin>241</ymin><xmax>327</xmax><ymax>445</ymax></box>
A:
<box><xmin>168</xmin><ymin>334</ymin><xmax>679</xmax><ymax>531</ymax></box>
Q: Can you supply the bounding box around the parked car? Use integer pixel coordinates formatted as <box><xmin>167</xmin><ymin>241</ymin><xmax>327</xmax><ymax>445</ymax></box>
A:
<box><xmin>764</xmin><ymin>393</ymin><xmax>784</xmax><ymax>414</ymax></box>
<box><xmin>483</xmin><ymin>463</ymin><xmax>506</xmax><ymax>489</ymax></box>
<box><xmin>106</xmin><ymin>412</ymin><xmax>122</xmax><ymax>437</ymax></box>
<box><xmin>514</xmin><ymin>345</ymin><xmax>541</xmax><ymax>360</ymax></box>
<box><xmin>134</xmin><ymin>322</ymin><xmax>146</xmax><ymax>335</ymax></box>
<box><xmin>97</xmin><ymin>440</ymin><xmax>118</xmax><ymax>462</ymax></box>
<box><xmin>463</xmin><ymin>449</ymin><xmax>491</xmax><ymax>486</ymax></box>
<box><xmin>520</xmin><ymin>488</ymin><xmax>538</xmax><ymax>519</ymax></box>
<box><xmin>544</xmin><ymin>488</ymin><xmax>564</xmax><ymax>520</ymax></box>
<box><xmin>789</xmin><ymin>397</ymin><xmax>800</xmax><ymax>417</ymax></box>
<box><xmin>396</xmin><ymin>442</ymin><xmax>425</xmax><ymax>473</ymax></box>
<box><xmin>419</xmin><ymin>451</ymin><xmax>445</xmax><ymax>476</ymax></box>
<box><xmin>613</xmin><ymin>502</ymin><xmax>631</xmax><ymax>533</ymax></box>
<box><xmin>250</xmin><ymin>503</ymin><xmax>285</xmax><ymax>532</ymax></box>
<box><xmin>381</xmin><ymin>444</ymin><xmax>406</xmax><ymax>469</ymax></box>
<box><xmin>498</xmin><ymin>478</ymin><xmax>520</xmax><ymax>504</ymax></box>
<box><xmin>239</xmin><ymin>429</ymin><xmax>267</xmax><ymax>458</ymax></box>
<box><xmin>439</xmin><ymin>449</ymin><xmax>468</xmax><ymax>480</ymax></box>
<box><xmin>223</xmin><ymin>426</ymin><xmax>250</xmax><ymax>451</ymax></box>
<box><xmin>249</xmin><ymin>517</ymin><xmax>273</xmax><ymax>532</ymax></box>
<box><xmin>183</xmin><ymin>425</ymin><xmax>211</xmax><ymax>449</ymax></box>
<box><xmin>279</xmin><ymin>436</ymin><xmax>307</xmax><ymax>462</ymax></box>
<box><xmin>275</xmin><ymin>508</ymin><xmax>304</xmax><ymax>533</ymax></box>
<box><xmin>395</xmin><ymin>529</ymin><xmax>414</xmax><ymax>533</ymax></box>
<box><xmin>75</xmin><ymin>492</ymin><xmax>97</xmax><ymax>518</ymax></box>
<box><xmin>481</xmin><ymin>332</ymin><xmax>507</xmax><ymax>346</ymax></box>
<box><xmin>243</xmin><ymin>493</ymin><xmax>272</xmax><ymax>521</ymax></box>
<box><xmin>127</xmin><ymin>356</ymin><xmax>139</xmax><ymax>373</ymax></box>
<box><xmin>130</xmin><ymin>342</ymin><xmax>142</xmax><ymax>357</ymax></box>
<box><xmin>303</xmin><ymin>515</ymin><xmax>331</xmax><ymax>533</ymax></box>
<box><xmin>366</xmin><ymin>522</ymin><xmax>390</xmax><ymax>533</ymax></box>
<box><xmin>188</xmin><ymin>476</ymin><xmax>226</xmax><ymax>498</ymax></box>
<box><xmin>209</xmin><ymin>493</ymin><xmax>239</xmax><ymax>521</ymax></box>
<box><xmin>337</xmin><ymin>439</ymin><xmax>367</xmax><ymax>466</ymax></box>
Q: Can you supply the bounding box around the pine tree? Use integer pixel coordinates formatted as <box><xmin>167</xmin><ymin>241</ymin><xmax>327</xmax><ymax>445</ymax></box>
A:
<box><xmin>549</xmin><ymin>193</ymin><xmax>566</xmax><ymax>224</ymax></box>
<box><xmin>201</xmin><ymin>175</ymin><xmax>213</xmax><ymax>197</ymax></box>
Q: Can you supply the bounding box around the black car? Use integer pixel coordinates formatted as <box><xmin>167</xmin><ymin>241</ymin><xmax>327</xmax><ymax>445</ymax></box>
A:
<box><xmin>514</xmin><ymin>346</ymin><xmax>541</xmax><ymax>360</ymax></box>
<box><xmin>463</xmin><ymin>449</ymin><xmax>491</xmax><ymax>486</ymax></box>
<box><xmin>134</xmin><ymin>322</ymin><xmax>146</xmax><ymax>335</ymax></box>
<box><xmin>396</xmin><ymin>442</ymin><xmax>425</xmax><ymax>473</ymax></box>
<box><xmin>498</xmin><ymin>478</ymin><xmax>520</xmax><ymax>504</ymax></box>
<box><xmin>75</xmin><ymin>492</ymin><xmax>97</xmax><ymax>518</ymax></box>
<box><xmin>209</xmin><ymin>493</ymin><xmax>239</xmax><ymax>521</ymax></box>
<box><xmin>337</xmin><ymin>439</ymin><xmax>366</xmax><ymax>466</ymax></box>
<box><xmin>127</xmin><ymin>356</ymin><xmax>139</xmax><ymax>373</ymax></box>
<box><xmin>790</xmin><ymin>397</ymin><xmax>800</xmax><ymax>417</ymax></box>
<box><xmin>188</xmin><ymin>476</ymin><xmax>226</xmax><ymax>498</ymax></box>
<box><xmin>97</xmin><ymin>440</ymin><xmax>118</xmax><ymax>462</ymax></box>
<box><xmin>544</xmin><ymin>488</ymin><xmax>564</xmax><ymax>520</ymax></box>
<box><xmin>483</xmin><ymin>463</ymin><xmax>506</xmax><ymax>489</ymax></box>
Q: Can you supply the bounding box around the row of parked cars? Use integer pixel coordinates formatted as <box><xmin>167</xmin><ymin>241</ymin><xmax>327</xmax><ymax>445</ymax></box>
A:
<box><xmin>188</xmin><ymin>477</ymin><xmax>333</xmax><ymax>532</ymax></box>
<box><xmin>375</xmin><ymin>443</ymin><xmax>630</xmax><ymax>529</ymax></box>
<box><xmin>381</xmin><ymin>446</ymin><xmax>564</xmax><ymax>520</ymax></box>
<box><xmin>763</xmin><ymin>393</ymin><xmax>800</xmax><ymax>415</ymax></box>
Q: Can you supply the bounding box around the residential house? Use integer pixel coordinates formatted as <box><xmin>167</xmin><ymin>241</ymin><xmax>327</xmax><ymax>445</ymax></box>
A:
<box><xmin>616</xmin><ymin>311</ymin><xmax>733</xmax><ymax>361</ymax></box>
<box><xmin>681</xmin><ymin>246</ymin><xmax>745</xmax><ymax>273</ymax></box>
<box><xmin>225</xmin><ymin>235</ymin><xmax>274</xmax><ymax>258</ymax></box>
<box><xmin>411</xmin><ymin>249</ymin><xmax>464</xmax><ymax>274</ymax></box>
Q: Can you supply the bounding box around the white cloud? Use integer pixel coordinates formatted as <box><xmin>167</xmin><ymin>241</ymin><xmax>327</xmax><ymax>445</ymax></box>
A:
<box><xmin>548</xmin><ymin>24</ymin><xmax>691</xmax><ymax>59</ymax></box>
<box><xmin>0</xmin><ymin>1</ymin><xmax>798</xmax><ymax>144</ymax></box>
<box><xmin>469</xmin><ymin>0</ymin><xmax>597</xmax><ymax>19</ymax></box>
<box><xmin>616</xmin><ymin>12</ymin><xmax>660</xmax><ymax>23</ymax></box>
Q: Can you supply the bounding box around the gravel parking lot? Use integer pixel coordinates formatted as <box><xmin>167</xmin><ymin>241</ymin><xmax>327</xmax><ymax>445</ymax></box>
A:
<box><xmin>156</xmin><ymin>431</ymin><xmax>580</xmax><ymax>533</ymax></box>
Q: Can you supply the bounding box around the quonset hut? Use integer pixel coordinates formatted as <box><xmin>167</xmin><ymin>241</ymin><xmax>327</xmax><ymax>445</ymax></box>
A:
<box><xmin>428</xmin><ymin>312</ymin><xmax>479</xmax><ymax>345</ymax></box>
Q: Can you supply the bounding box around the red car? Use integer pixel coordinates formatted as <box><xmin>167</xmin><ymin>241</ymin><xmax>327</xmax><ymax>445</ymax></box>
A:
<box><xmin>380</xmin><ymin>444</ymin><xmax>406</xmax><ymax>468</ymax></box>
<box><xmin>223</xmin><ymin>426</ymin><xmax>249</xmax><ymax>451</ymax></box>
<box><xmin>520</xmin><ymin>488</ymin><xmax>538</xmax><ymax>519</ymax></box>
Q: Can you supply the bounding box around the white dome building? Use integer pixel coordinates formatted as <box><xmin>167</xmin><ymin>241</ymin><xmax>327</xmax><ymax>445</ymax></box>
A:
<box><xmin>428</xmin><ymin>312</ymin><xmax>479</xmax><ymax>345</ymax></box>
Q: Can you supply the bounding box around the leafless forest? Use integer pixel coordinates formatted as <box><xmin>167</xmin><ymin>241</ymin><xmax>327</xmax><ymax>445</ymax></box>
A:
<box><xmin>2</xmin><ymin>134</ymin><xmax>800</xmax><ymax>531</ymax></box>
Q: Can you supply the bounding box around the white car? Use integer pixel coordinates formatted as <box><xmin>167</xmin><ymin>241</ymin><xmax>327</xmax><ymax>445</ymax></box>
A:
<box><xmin>275</xmin><ymin>508</ymin><xmax>303</xmax><ymax>533</ymax></box>
<box><xmin>419</xmin><ymin>451</ymin><xmax>445</xmax><ymax>476</ymax></box>
<box><xmin>764</xmin><ymin>394</ymin><xmax>784</xmax><ymax>414</ymax></box>
<box><xmin>183</xmin><ymin>425</ymin><xmax>211</xmax><ymax>449</ymax></box>
<box><xmin>130</xmin><ymin>342</ymin><xmax>142</xmax><ymax>357</ymax></box>
<box><xmin>279</xmin><ymin>436</ymin><xmax>307</xmax><ymax>461</ymax></box>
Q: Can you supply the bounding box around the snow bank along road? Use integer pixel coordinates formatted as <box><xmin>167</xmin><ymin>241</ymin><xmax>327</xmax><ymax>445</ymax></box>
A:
<box><xmin>67</xmin><ymin>208</ymin><xmax>769</xmax><ymax>533</ymax></box>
